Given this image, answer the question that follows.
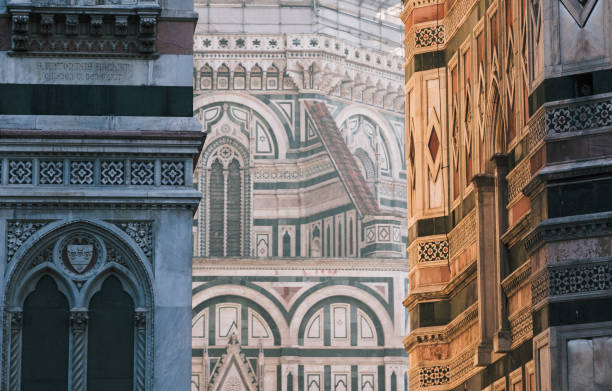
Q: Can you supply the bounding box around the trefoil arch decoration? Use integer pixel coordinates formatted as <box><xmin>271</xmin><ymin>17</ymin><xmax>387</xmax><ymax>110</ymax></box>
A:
<box><xmin>2</xmin><ymin>219</ymin><xmax>155</xmax><ymax>391</ymax></box>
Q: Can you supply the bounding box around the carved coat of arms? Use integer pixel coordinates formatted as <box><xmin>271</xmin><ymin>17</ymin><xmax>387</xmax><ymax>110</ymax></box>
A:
<box><xmin>61</xmin><ymin>235</ymin><xmax>98</xmax><ymax>275</ymax></box>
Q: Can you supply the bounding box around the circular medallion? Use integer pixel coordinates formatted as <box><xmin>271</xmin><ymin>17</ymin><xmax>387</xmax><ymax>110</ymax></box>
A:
<box><xmin>55</xmin><ymin>233</ymin><xmax>105</xmax><ymax>279</ymax></box>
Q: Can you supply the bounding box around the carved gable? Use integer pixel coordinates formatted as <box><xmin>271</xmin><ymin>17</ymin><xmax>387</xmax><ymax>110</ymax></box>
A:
<box><xmin>209</xmin><ymin>335</ymin><xmax>258</xmax><ymax>391</ymax></box>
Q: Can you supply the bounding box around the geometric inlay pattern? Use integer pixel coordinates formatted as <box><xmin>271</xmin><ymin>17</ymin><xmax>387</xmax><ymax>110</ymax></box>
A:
<box><xmin>418</xmin><ymin>240</ymin><xmax>449</xmax><ymax>262</ymax></box>
<box><xmin>130</xmin><ymin>161</ymin><xmax>155</xmax><ymax>185</ymax></box>
<box><xmin>39</xmin><ymin>160</ymin><xmax>64</xmax><ymax>185</ymax></box>
<box><xmin>549</xmin><ymin>262</ymin><xmax>612</xmax><ymax>296</ymax></box>
<box><xmin>101</xmin><ymin>161</ymin><xmax>125</xmax><ymax>185</ymax></box>
<box><xmin>8</xmin><ymin>160</ymin><xmax>33</xmax><ymax>184</ymax></box>
<box><xmin>419</xmin><ymin>365</ymin><xmax>450</xmax><ymax>387</ymax></box>
<box><xmin>415</xmin><ymin>25</ymin><xmax>445</xmax><ymax>48</ymax></box>
<box><xmin>70</xmin><ymin>161</ymin><xmax>94</xmax><ymax>185</ymax></box>
<box><xmin>546</xmin><ymin>98</ymin><xmax>612</xmax><ymax>134</ymax></box>
<box><xmin>161</xmin><ymin>161</ymin><xmax>185</xmax><ymax>186</ymax></box>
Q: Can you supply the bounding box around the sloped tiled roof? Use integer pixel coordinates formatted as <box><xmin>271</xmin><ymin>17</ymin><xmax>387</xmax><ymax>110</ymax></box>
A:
<box><xmin>304</xmin><ymin>101</ymin><xmax>380</xmax><ymax>217</ymax></box>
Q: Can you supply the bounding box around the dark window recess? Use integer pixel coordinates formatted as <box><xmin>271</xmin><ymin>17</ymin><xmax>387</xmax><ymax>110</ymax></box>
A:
<box><xmin>282</xmin><ymin>231</ymin><xmax>291</xmax><ymax>257</ymax></box>
<box><xmin>87</xmin><ymin>276</ymin><xmax>135</xmax><ymax>391</ymax></box>
<box><xmin>226</xmin><ymin>159</ymin><xmax>242</xmax><ymax>256</ymax></box>
<box><xmin>22</xmin><ymin>276</ymin><xmax>69</xmax><ymax>391</ymax></box>
<box><xmin>573</xmin><ymin>73</ymin><xmax>594</xmax><ymax>97</ymax></box>
<box><xmin>209</xmin><ymin>160</ymin><xmax>225</xmax><ymax>256</ymax></box>
<box><xmin>287</xmin><ymin>372</ymin><xmax>294</xmax><ymax>391</ymax></box>
<box><xmin>391</xmin><ymin>372</ymin><xmax>397</xmax><ymax>391</ymax></box>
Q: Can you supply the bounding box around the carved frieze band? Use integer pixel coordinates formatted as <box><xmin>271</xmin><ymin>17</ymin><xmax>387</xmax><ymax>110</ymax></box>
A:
<box><xmin>448</xmin><ymin>210</ymin><xmax>477</xmax><ymax>259</ymax></box>
<box><xmin>501</xmin><ymin>262</ymin><xmax>532</xmax><ymax>298</ymax></box>
<box><xmin>509</xmin><ymin>306</ymin><xmax>533</xmax><ymax>349</ymax></box>
<box><xmin>506</xmin><ymin>158</ymin><xmax>531</xmax><ymax>203</ymax></box>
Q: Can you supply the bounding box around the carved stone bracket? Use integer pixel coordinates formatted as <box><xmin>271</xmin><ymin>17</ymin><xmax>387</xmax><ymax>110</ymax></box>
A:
<box><xmin>7</xmin><ymin>4</ymin><xmax>160</xmax><ymax>57</ymax></box>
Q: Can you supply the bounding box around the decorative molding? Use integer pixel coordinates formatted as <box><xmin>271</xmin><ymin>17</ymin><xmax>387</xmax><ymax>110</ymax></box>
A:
<box><xmin>559</xmin><ymin>0</ymin><xmax>599</xmax><ymax>28</ymax></box>
<box><xmin>208</xmin><ymin>334</ymin><xmax>258</xmax><ymax>391</ymax></box>
<box><xmin>113</xmin><ymin>222</ymin><xmax>153</xmax><ymax>262</ymax></box>
<box><xmin>449</xmin><ymin>348</ymin><xmax>475</xmax><ymax>385</ymax></box>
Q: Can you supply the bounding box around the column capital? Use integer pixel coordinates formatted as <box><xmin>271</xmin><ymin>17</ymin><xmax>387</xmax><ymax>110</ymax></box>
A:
<box><xmin>70</xmin><ymin>310</ymin><xmax>88</xmax><ymax>332</ymax></box>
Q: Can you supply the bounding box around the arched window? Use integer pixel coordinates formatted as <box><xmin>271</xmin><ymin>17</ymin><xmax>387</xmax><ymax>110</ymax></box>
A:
<box><xmin>266</xmin><ymin>64</ymin><xmax>279</xmax><ymax>90</ymax></box>
<box><xmin>349</xmin><ymin>219</ymin><xmax>354</xmax><ymax>256</ymax></box>
<box><xmin>203</xmin><ymin>143</ymin><xmax>247</xmax><ymax>257</ymax></box>
<box><xmin>233</xmin><ymin>64</ymin><xmax>246</xmax><ymax>90</ymax></box>
<box><xmin>200</xmin><ymin>64</ymin><xmax>213</xmax><ymax>90</ymax></box>
<box><xmin>87</xmin><ymin>276</ymin><xmax>135</xmax><ymax>391</ymax></box>
<box><xmin>391</xmin><ymin>372</ymin><xmax>397</xmax><ymax>391</ymax></box>
<box><xmin>209</xmin><ymin>160</ymin><xmax>225</xmax><ymax>256</ymax></box>
<box><xmin>217</xmin><ymin>64</ymin><xmax>230</xmax><ymax>90</ymax></box>
<box><xmin>226</xmin><ymin>159</ymin><xmax>242</xmax><ymax>256</ymax></box>
<box><xmin>311</xmin><ymin>226</ymin><xmax>321</xmax><ymax>257</ymax></box>
<box><xmin>287</xmin><ymin>372</ymin><xmax>294</xmax><ymax>391</ymax></box>
<box><xmin>282</xmin><ymin>231</ymin><xmax>291</xmax><ymax>257</ymax></box>
<box><xmin>22</xmin><ymin>276</ymin><xmax>69</xmax><ymax>391</ymax></box>
<box><xmin>250</xmin><ymin>64</ymin><xmax>262</xmax><ymax>89</ymax></box>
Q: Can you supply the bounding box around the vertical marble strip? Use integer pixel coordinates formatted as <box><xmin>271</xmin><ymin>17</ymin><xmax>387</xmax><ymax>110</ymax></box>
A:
<box><xmin>1</xmin><ymin>311</ymin><xmax>10</xmax><ymax>391</ymax></box>
<box><xmin>8</xmin><ymin>312</ymin><xmax>22</xmax><ymax>391</ymax></box>
<box><xmin>134</xmin><ymin>311</ymin><xmax>147</xmax><ymax>391</ymax></box>
<box><xmin>70</xmin><ymin>311</ymin><xmax>88</xmax><ymax>391</ymax></box>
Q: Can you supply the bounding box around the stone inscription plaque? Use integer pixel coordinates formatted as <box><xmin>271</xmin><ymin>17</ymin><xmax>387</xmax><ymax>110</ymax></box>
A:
<box><xmin>36</xmin><ymin>61</ymin><xmax>134</xmax><ymax>83</ymax></box>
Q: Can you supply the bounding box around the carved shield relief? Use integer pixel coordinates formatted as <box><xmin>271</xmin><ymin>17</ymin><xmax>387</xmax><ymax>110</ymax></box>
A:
<box><xmin>55</xmin><ymin>233</ymin><xmax>105</xmax><ymax>279</ymax></box>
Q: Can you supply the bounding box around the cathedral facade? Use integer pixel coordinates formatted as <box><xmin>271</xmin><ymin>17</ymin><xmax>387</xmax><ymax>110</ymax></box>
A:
<box><xmin>190</xmin><ymin>1</ymin><xmax>410</xmax><ymax>390</ymax></box>
<box><xmin>402</xmin><ymin>0</ymin><xmax>612</xmax><ymax>389</ymax></box>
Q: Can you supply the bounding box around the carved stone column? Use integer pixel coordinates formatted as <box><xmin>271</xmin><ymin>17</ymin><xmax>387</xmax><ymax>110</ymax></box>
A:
<box><xmin>134</xmin><ymin>310</ymin><xmax>147</xmax><ymax>391</ymax></box>
<box><xmin>201</xmin><ymin>344</ymin><xmax>209</xmax><ymax>390</ymax></box>
<box><xmin>70</xmin><ymin>310</ymin><xmax>88</xmax><ymax>391</ymax></box>
<box><xmin>492</xmin><ymin>154</ymin><xmax>511</xmax><ymax>352</ymax></box>
<box><xmin>472</xmin><ymin>174</ymin><xmax>497</xmax><ymax>366</ymax></box>
<box><xmin>8</xmin><ymin>311</ymin><xmax>22</xmax><ymax>391</ymax></box>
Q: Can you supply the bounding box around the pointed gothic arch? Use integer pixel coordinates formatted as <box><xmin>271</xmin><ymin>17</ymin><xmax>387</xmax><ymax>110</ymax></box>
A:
<box><xmin>2</xmin><ymin>219</ymin><xmax>154</xmax><ymax>391</ymax></box>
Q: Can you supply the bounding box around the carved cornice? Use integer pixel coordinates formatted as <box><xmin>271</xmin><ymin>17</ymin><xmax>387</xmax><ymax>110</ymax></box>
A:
<box><xmin>524</xmin><ymin>212</ymin><xmax>612</xmax><ymax>254</ymax></box>
<box><xmin>509</xmin><ymin>306</ymin><xmax>532</xmax><ymax>349</ymax></box>
<box><xmin>404</xmin><ymin>262</ymin><xmax>476</xmax><ymax>309</ymax></box>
